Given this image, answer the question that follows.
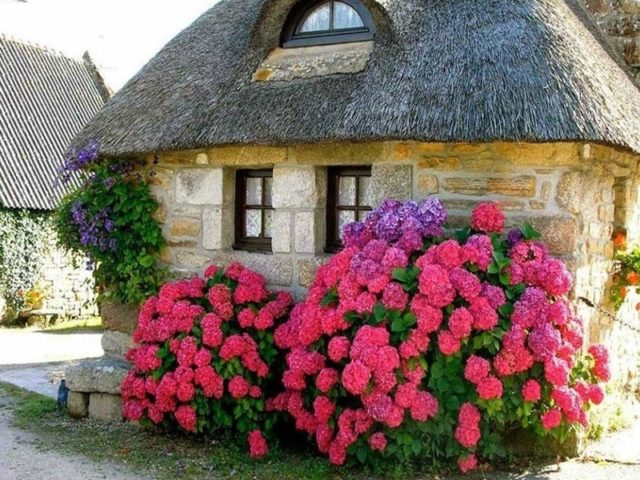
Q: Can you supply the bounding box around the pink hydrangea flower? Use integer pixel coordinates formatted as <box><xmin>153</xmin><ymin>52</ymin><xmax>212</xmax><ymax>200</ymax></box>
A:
<box><xmin>248</xmin><ymin>430</ymin><xmax>269</xmax><ymax>458</ymax></box>
<box><xmin>175</xmin><ymin>405</ymin><xmax>197</xmax><ymax>432</ymax></box>
<box><xmin>464</xmin><ymin>356</ymin><xmax>491</xmax><ymax>385</ymax></box>
<box><xmin>455</xmin><ymin>403</ymin><xmax>481</xmax><ymax>448</ymax></box>
<box><xmin>544</xmin><ymin>357</ymin><xmax>570</xmax><ymax>386</ymax></box>
<box><xmin>369</xmin><ymin>432</ymin><xmax>387</xmax><ymax>451</ymax></box>
<box><xmin>471</xmin><ymin>202</ymin><xmax>505</xmax><ymax>233</ymax></box>
<box><xmin>342</xmin><ymin>361</ymin><xmax>371</xmax><ymax>395</ymax></box>
<box><xmin>477</xmin><ymin>376</ymin><xmax>503</xmax><ymax>400</ymax></box>
<box><xmin>522</xmin><ymin>379</ymin><xmax>541</xmax><ymax>402</ymax></box>
<box><xmin>449</xmin><ymin>307</ymin><xmax>474</xmax><ymax>340</ymax></box>
<box><xmin>458</xmin><ymin>454</ymin><xmax>478</xmax><ymax>473</ymax></box>
<box><xmin>328</xmin><ymin>336</ymin><xmax>351</xmax><ymax>363</ymax></box>
<box><xmin>541</xmin><ymin>408</ymin><xmax>563</xmax><ymax>430</ymax></box>
<box><xmin>410</xmin><ymin>391</ymin><xmax>439</xmax><ymax>422</ymax></box>
<box><xmin>382</xmin><ymin>282</ymin><xmax>409</xmax><ymax>311</ymax></box>
<box><xmin>418</xmin><ymin>265</ymin><xmax>456</xmax><ymax>308</ymax></box>
<box><xmin>438</xmin><ymin>330</ymin><xmax>461</xmax><ymax>356</ymax></box>
<box><xmin>588</xmin><ymin>384</ymin><xmax>605</xmax><ymax>405</ymax></box>
<box><xmin>228</xmin><ymin>375</ymin><xmax>250</xmax><ymax>399</ymax></box>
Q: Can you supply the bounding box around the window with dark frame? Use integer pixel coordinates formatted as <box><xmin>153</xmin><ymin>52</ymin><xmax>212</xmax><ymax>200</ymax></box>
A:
<box><xmin>234</xmin><ymin>169</ymin><xmax>274</xmax><ymax>252</ymax></box>
<box><xmin>282</xmin><ymin>0</ymin><xmax>376</xmax><ymax>48</ymax></box>
<box><xmin>326</xmin><ymin>166</ymin><xmax>372</xmax><ymax>252</ymax></box>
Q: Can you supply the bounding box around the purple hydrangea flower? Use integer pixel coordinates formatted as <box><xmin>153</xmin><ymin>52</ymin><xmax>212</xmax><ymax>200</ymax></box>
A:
<box><xmin>507</xmin><ymin>228</ymin><xmax>525</xmax><ymax>247</ymax></box>
<box><xmin>341</xmin><ymin>197</ymin><xmax>448</xmax><ymax>250</ymax></box>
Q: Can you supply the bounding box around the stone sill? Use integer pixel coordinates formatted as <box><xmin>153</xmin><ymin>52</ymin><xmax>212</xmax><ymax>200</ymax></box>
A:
<box><xmin>253</xmin><ymin>41</ymin><xmax>374</xmax><ymax>82</ymax></box>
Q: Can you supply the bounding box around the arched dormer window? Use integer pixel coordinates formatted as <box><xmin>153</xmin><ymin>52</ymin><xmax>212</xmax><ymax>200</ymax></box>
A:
<box><xmin>283</xmin><ymin>0</ymin><xmax>375</xmax><ymax>48</ymax></box>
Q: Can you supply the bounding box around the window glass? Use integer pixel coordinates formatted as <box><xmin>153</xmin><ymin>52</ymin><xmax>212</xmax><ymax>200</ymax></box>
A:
<box><xmin>326</xmin><ymin>166</ymin><xmax>372</xmax><ymax>252</ymax></box>
<box><xmin>358</xmin><ymin>176</ymin><xmax>371</xmax><ymax>206</ymax></box>
<box><xmin>264</xmin><ymin>210</ymin><xmax>274</xmax><ymax>238</ymax></box>
<box><xmin>333</xmin><ymin>2</ymin><xmax>364</xmax><ymax>29</ymax></box>
<box><xmin>299</xmin><ymin>2</ymin><xmax>331</xmax><ymax>32</ymax></box>
<box><xmin>235</xmin><ymin>169</ymin><xmax>273</xmax><ymax>251</ymax></box>
<box><xmin>245</xmin><ymin>209</ymin><xmax>262</xmax><ymax>238</ymax></box>
<box><xmin>264</xmin><ymin>177</ymin><xmax>273</xmax><ymax>206</ymax></box>
<box><xmin>338</xmin><ymin>210</ymin><xmax>356</xmax><ymax>234</ymax></box>
<box><xmin>338</xmin><ymin>176</ymin><xmax>357</xmax><ymax>206</ymax></box>
<box><xmin>246</xmin><ymin>177</ymin><xmax>263</xmax><ymax>205</ymax></box>
<box><xmin>284</xmin><ymin>0</ymin><xmax>374</xmax><ymax>48</ymax></box>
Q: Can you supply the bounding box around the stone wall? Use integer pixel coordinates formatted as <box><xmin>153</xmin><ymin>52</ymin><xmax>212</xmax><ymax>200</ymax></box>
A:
<box><xmin>145</xmin><ymin>141</ymin><xmax>640</xmax><ymax>388</ymax></box>
<box><xmin>39</xmin><ymin>237</ymin><xmax>98</xmax><ymax>319</ymax></box>
<box><xmin>0</xmin><ymin>226</ymin><xmax>98</xmax><ymax>322</ymax></box>
<box><xmin>585</xmin><ymin>0</ymin><xmax>640</xmax><ymax>82</ymax></box>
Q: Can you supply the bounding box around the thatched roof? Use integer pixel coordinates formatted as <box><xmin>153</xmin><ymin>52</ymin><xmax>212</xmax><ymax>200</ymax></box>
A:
<box><xmin>74</xmin><ymin>0</ymin><xmax>640</xmax><ymax>156</ymax></box>
<box><xmin>0</xmin><ymin>36</ymin><xmax>107</xmax><ymax>210</ymax></box>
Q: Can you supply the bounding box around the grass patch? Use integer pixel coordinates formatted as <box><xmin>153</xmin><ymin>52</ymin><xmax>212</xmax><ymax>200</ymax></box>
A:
<box><xmin>0</xmin><ymin>382</ymin><xmax>394</xmax><ymax>480</ymax></box>
<box><xmin>37</xmin><ymin>317</ymin><xmax>103</xmax><ymax>334</ymax></box>
<box><xmin>0</xmin><ymin>317</ymin><xmax>103</xmax><ymax>334</ymax></box>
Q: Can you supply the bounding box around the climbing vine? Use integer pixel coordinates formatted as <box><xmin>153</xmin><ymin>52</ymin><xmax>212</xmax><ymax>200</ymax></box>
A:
<box><xmin>0</xmin><ymin>208</ymin><xmax>52</xmax><ymax>322</ymax></box>
<box><xmin>55</xmin><ymin>143</ymin><xmax>166</xmax><ymax>305</ymax></box>
<box><xmin>610</xmin><ymin>230</ymin><xmax>640</xmax><ymax>311</ymax></box>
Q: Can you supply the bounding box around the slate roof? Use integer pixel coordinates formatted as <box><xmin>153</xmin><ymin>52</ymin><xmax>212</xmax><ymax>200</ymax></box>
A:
<box><xmin>0</xmin><ymin>35</ymin><xmax>107</xmax><ymax>210</ymax></box>
<box><xmin>73</xmin><ymin>0</ymin><xmax>640</xmax><ymax>156</ymax></box>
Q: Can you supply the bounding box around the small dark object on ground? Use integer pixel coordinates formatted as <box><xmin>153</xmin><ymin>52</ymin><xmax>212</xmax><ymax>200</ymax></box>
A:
<box><xmin>57</xmin><ymin>379</ymin><xmax>69</xmax><ymax>411</ymax></box>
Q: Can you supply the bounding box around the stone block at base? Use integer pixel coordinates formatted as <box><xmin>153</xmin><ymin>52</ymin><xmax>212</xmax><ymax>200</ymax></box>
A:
<box><xmin>505</xmin><ymin>427</ymin><xmax>582</xmax><ymax>459</ymax></box>
<box><xmin>99</xmin><ymin>301</ymin><xmax>140</xmax><ymax>335</ymax></box>
<box><xmin>88</xmin><ymin>393</ymin><xmax>122</xmax><ymax>422</ymax></box>
<box><xmin>101</xmin><ymin>331</ymin><xmax>133</xmax><ymax>360</ymax></box>
<box><xmin>67</xmin><ymin>391</ymin><xmax>89</xmax><ymax>418</ymax></box>
<box><xmin>66</xmin><ymin>358</ymin><xmax>129</xmax><ymax>395</ymax></box>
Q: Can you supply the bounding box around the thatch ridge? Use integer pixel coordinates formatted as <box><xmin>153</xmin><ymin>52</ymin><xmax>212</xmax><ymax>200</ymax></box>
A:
<box><xmin>74</xmin><ymin>0</ymin><xmax>640</xmax><ymax>155</ymax></box>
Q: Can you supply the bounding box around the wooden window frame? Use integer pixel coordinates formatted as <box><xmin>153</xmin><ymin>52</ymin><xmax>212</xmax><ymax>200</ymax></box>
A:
<box><xmin>282</xmin><ymin>0</ymin><xmax>376</xmax><ymax>48</ymax></box>
<box><xmin>234</xmin><ymin>169</ymin><xmax>273</xmax><ymax>252</ymax></box>
<box><xmin>326</xmin><ymin>166</ymin><xmax>372</xmax><ymax>253</ymax></box>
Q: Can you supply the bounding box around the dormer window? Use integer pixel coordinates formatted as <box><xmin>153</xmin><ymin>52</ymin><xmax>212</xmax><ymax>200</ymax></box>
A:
<box><xmin>283</xmin><ymin>0</ymin><xmax>375</xmax><ymax>48</ymax></box>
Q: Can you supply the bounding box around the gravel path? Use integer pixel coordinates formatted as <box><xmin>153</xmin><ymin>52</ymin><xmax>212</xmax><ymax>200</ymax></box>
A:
<box><xmin>476</xmin><ymin>460</ymin><xmax>640</xmax><ymax>480</ymax></box>
<box><xmin>0</xmin><ymin>329</ymin><xmax>103</xmax><ymax>366</ymax></box>
<box><xmin>0</xmin><ymin>329</ymin><xmax>104</xmax><ymax>399</ymax></box>
<box><xmin>0</xmin><ymin>388</ymin><xmax>149</xmax><ymax>480</ymax></box>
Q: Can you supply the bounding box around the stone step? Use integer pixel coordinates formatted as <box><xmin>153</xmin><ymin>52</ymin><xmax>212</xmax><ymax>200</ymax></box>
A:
<box><xmin>66</xmin><ymin>357</ymin><xmax>129</xmax><ymax>395</ymax></box>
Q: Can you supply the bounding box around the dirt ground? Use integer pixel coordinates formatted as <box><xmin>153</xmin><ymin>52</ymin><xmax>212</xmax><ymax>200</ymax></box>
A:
<box><xmin>0</xmin><ymin>388</ymin><xmax>149</xmax><ymax>480</ymax></box>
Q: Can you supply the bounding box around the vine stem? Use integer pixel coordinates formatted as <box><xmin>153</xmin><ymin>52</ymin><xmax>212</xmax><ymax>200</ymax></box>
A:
<box><xmin>577</xmin><ymin>297</ymin><xmax>640</xmax><ymax>336</ymax></box>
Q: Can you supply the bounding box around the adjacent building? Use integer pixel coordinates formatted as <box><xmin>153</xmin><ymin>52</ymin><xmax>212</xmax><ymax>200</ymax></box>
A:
<box><xmin>0</xmin><ymin>35</ymin><xmax>108</xmax><ymax>321</ymax></box>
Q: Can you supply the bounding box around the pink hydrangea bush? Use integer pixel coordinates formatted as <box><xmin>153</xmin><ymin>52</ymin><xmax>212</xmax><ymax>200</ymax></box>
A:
<box><xmin>121</xmin><ymin>263</ymin><xmax>293</xmax><ymax>458</ymax></box>
<box><xmin>270</xmin><ymin>200</ymin><xmax>609</xmax><ymax>472</ymax></box>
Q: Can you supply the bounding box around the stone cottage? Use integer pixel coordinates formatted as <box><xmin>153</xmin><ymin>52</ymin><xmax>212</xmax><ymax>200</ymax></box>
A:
<box><xmin>0</xmin><ymin>36</ymin><xmax>107</xmax><ymax>322</ymax></box>
<box><xmin>71</xmin><ymin>0</ymin><xmax>640</xmax><ymax>415</ymax></box>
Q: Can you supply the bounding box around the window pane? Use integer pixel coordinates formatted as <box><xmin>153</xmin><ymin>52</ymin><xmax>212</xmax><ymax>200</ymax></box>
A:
<box><xmin>245</xmin><ymin>209</ymin><xmax>262</xmax><ymax>238</ymax></box>
<box><xmin>300</xmin><ymin>2</ymin><xmax>331</xmax><ymax>32</ymax></box>
<box><xmin>264</xmin><ymin>210</ymin><xmax>274</xmax><ymax>238</ymax></box>
<box><xmin>246</xmin><ymin>177</ymin><xmax>263</xmax><ymax>206</ymax></box>
<box><xmin>338</xmin><ymin>176</ymin><xmax>356</xmax><ymax>206</ymax></box>
<box><xmin>264</xmin><ymin>177</ymin><xmax>273</xmax><ymax>206</ymax></box>
<box><xmin>338</xmin><ymin>210</ymin><xmax>356</xmax><ymax>236</ymax></box>
<box><xmin>358</xmin><ymin>176</ymin><xmax>371</xmax><ymax>207</ymax></box>
<box><xmin>357</xmin><ymin>209</ymin><xmax>371</xmax><ymax>221</ymax></box>
<box><xmin>333</xmin><ymin>2</ymin><xmax>364</xmax><ymax>29</ymax></box>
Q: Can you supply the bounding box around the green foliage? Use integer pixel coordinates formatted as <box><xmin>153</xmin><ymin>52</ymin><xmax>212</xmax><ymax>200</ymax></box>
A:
<box><xmin>0</xmin><ymin>208</ymin><xmax>52</xmax><ymax>322</ymax></box>
<box><xmin>55</xmin><ymin>158</ymin><xmax>166</xmax><ymax>305</ymax></box>
<box><xmin>610</xmin><ymin>243</ymin><xmax>640</xmax><ymax>311</ymax></box>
